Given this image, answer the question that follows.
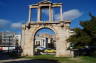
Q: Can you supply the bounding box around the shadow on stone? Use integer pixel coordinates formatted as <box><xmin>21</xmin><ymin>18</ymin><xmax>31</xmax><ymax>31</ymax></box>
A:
<box><xmin>0</xmin><ymin>52</ymin><xmax>20</xmax><ymax>60</ymax></box>
<box><xmin>3</xmin><ymin>59</ymin><xmax>60</xmax><ymax>63</ymax></box>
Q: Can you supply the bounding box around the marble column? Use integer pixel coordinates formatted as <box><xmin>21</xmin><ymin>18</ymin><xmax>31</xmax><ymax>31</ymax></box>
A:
<box><xmin>38</xmin><ymin>7</ymin><xmax>41</xmax><ymax>22</ymax></box>
<box><xmin>60</xmin><ymin>5</ymin><xmax>63</xmax><ymax>21</ymax></box>
<box><xmin>28</xmin><ymin>5</ymin><xmax>32</xmax><ymax>22</ymax></box>
<box><xmin>52</xmin><ymin>8</ymin><xmax>53</xmax><ymax>22</ymax></box>
<box><xmin>49</xmin><ymin>6</ymin><xmax>52</xmax><ymax>22</ymax></box>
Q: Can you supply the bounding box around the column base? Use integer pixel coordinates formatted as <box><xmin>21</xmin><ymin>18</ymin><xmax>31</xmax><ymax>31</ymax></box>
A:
<box><xmin>56</xmin><ymin>50</ymin><xmax>73</xmax><ymax>57</ymax></box>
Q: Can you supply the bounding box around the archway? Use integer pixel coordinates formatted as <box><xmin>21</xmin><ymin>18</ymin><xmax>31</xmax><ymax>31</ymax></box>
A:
<box><xmin>21</xmin><ymin>0</ymin><xmax>72</xmax><ymax>57</ymax></box>
<box><xmin>33</xmin><ymin>27</ymin><xmax>56</xmax><ymax>55</ymax></box>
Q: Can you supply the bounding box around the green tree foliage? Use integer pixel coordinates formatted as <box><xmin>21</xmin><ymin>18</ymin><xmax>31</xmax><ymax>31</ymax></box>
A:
<box><xmin>67</xmin><ymin>14</ymin><xmax>96</xmax><ymax>49</ymax></box>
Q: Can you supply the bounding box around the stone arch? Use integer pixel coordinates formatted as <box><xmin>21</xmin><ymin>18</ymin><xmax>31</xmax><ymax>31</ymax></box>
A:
<box><xmin>22</xmin><ymin>22</ymin><xmax>72</xmax><ymax>57</ymax></box>
<box><xmin>32</xmin><ymin>26</ymin><xmax>57</xmax><ymax>53</ymax></box>
<box><xmin>33</xmin><ymin>26</ymin><xmax>57</xmax><ymax>39</ymax></box>
<box><xmin>33</xmin><ymin>27</ymin><xmax>57</xmax><ymax>36</ymax></box>
<box><xmin>31</xmin><ymin>25</ymin><xmax>58</xmax><ymax>43</ymax></box>
<box><xmin>23</xmin><ymin>23</ymin><xmax>71</xmax><ymax>57</ymax></box>
<box><xmin>21</xmin><ymin>0</ymin><xmax>73</xmax><ymax>57</ymax></box>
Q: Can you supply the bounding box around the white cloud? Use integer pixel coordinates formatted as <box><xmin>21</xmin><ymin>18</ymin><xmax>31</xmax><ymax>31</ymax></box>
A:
<box><xmin>11</xmin><ymin>22</ymin><xmax>22</xmax><ymax>29</ymax></box>
<box><xmin>55</xmin><ymin>9</ymin><xmax>82</xmax><ymax>21</ymax></box>
<box><xmin>0</xmin><ymin>19</ymin><xmax>10</xmax><ymax>27</ymax></box>
<box><xmin>40</xmin><ymin>9</ymin><xmax>82</xmax><ymax>21</ymax></box>
<box><xmin>0</xmin><ymin>19</ymin><xmax>23</xmax><ymax>29</ymax></box>
<box><xmin>63</xmin><ymin>9</ymin><xmax>82</xmax><ymax>20</ymax></box>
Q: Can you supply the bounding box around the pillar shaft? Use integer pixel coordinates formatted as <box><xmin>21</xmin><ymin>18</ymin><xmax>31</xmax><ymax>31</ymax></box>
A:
<box><xmin>28</xmin><ymin>6</ymin><xmax>32</xmax><ymax>22</ymax></box>
<box><xmin>60</xmin><ymin>5</ymin><xmax>63</xmax><ymax>21</ymax></box>
<box><xmin>49</xmin><ymin>6</ymin><xmax>52</xmax><ymax>22</ymax></box>
<box><xmin>38</xmin><ymin>7</ymin><xmax>41</xmax><ymax>22</ymax></box>
<box><xmin>52</xmin><ymin>8</ymin><xmax>53</xmax><ymax>22</ymax></box>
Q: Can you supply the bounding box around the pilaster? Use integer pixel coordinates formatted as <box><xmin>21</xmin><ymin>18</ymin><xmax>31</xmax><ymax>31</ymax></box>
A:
<box><xmin>38</xmin><ymin>6</ymin><xmax>41</xmax><ymax>22</ymax></box>
<box><xmin>28</xmin><ymin>5</ymin><xmax>32</xmax><ymax>22</ymax></box>
<box><xmin>60</xmin><ymin>5</ymin><xmax>63</xmax><ymax>21</ymax></box>
<box><xmin>49</xmin><ymin>6</ymin><xmax>52</xmax><ymax>22</ymax></box>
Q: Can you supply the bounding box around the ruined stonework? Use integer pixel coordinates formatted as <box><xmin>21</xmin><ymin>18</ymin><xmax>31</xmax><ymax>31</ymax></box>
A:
<box><xmin>21</xmin><ymin>0</ymin><xmax>73</xmax><ymax>57</ymax></box>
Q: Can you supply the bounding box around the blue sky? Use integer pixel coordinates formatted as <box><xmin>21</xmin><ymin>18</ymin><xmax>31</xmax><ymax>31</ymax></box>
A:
<box><xmin>0</xmin><ymin>0</ymin><xmax>96</xmax><ymax>34</ymax></box>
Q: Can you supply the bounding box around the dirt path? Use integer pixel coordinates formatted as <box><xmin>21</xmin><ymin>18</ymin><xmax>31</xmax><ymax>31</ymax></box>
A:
<box><xmin>0</xmin><ymin>59</ymin><xmax>59</xmax><ymax>63</ymax></box>
<box><xmin>0</xmin><ymin>53</ymin><xmax>59</xmax><ymax>63</ymax></box>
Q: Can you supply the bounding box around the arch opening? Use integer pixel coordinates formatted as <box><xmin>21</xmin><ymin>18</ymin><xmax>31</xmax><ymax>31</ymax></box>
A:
<box><xmin>34</xmin><ymin>27</ymin><xmax>56</xmax><ymax>55</ymax></box>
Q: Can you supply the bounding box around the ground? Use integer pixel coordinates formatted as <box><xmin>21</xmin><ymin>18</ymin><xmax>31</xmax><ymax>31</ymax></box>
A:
<box><xmin>0</xmin><ymin>52</ymin><xmax>96</xmax><ymax>63</ymax></box>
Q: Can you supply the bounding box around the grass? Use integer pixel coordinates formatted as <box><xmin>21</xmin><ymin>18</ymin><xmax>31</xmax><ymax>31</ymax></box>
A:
<box><xmin>22</xmin><ymin>55</ymin><xmax>96</xmax><ymax>63</ymax></box>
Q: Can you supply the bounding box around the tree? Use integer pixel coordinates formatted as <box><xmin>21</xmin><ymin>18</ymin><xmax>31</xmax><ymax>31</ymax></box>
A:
<box><xmin>67</xmin><ymin>14</ymin><xmax>96</xmax><ymax>56</ymax></box>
